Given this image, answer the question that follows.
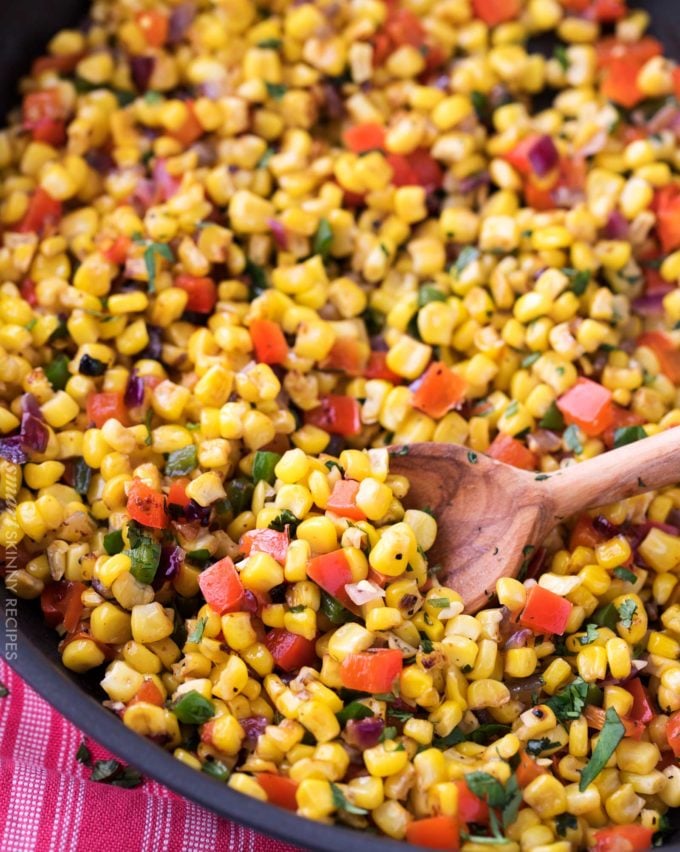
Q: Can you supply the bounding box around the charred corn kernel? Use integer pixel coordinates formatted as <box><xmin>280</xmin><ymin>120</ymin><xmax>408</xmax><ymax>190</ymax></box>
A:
<box><xmin>90</xmin><ymin>602</ymin><xmax>132</xmax><ymax>645</ymax></box>
<box><xmin>616</xmin><ymin>740</ymin><xmax>660</xmax><ymax>774</ymax></box>
<box><xmin>368</xmin><ymin>522</ymin><xmax>417</xmax><ymax>576</ymax></box>
<box><xmin>637</xmin><ymin>527</ymin><xmax>680</xmax><ymax>572</ymax></box>
<box><xmin>241</xmin><ymin>552</ymin><xmax>284</xmax><ymax>592</ymax></box>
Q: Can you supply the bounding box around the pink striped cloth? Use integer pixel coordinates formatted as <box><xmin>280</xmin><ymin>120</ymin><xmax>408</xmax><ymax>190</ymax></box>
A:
<box><xmin>0</xmin><ymin>659</ymin><xmax>302</xmax><ymax>852</ymax></box>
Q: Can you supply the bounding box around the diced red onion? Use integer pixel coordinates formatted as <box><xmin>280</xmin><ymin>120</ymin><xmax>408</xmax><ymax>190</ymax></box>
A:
<box><xmin>184</xmin><ymin>500</ymin><xmax>211</xmax><ymax>526</ymax></box>
<box><xmin>153</xmin><ymin>544</ymin><xmax>184</xmax><ymax>589</ymax></box>
<box><xmin>130</xmin><ymin>56</ymin><xmax>155</xmax><ymax>92</ymax></box>
<box><xmin>21</xmin><ymin>394</ymin><xmax>48</xmax><ymax>453</ymax></box>
<box><xmin>527</xmin><ymin>429</ymin><xmax>562</xmax><ymax>454</ymax></box>
<box><xmin>0</xmin><ymin>436</ymin><xmax>27</xmax><ymax>465</ymax></box>
<box><xmin>153</xmin><ymin>159</ymin><xmax>181</xmax><ymax>201</ymax></box>
<box><xmin>344</xmin><ymin>716</ymin><xmax>384</xmax><ymax>750</ymax></box>
<box><xmin>241</xmin><ymin>715</ymin><xmax>268</xmax><ymax>744</ymax></box>
<box><xmin>322</xmin><ymin>82</ymin><xmax>345</xmax><ymax>120</ymax></box>
<box><xmin>168</xmin><ymin>3</ymin><xmax>195</xmax><ymax>44</ymax></box>
<box><xmin>84</xmin><ymin>149</ymin><xmax>115</xmax><ymax>174</ymax></box>
<box><xmin>648</xmin><ymin>103</ymin><xmax>679</xmax><ymax>134</ymax></box>
<box><xmin>132</xmin><ymin>178</ymin><xmax>157</xmax><ymax>212</ymax></box>
<box><xmin>457</xmin><ymin>171</ymin><xmax>490</xmax><ymax>194</ymax></box>
<box><xmin>578</xmin><ymin>129</ymin><xmax>607</xmax><ymax>158</ymax></box>
<box><xmin>632</xmin><ymin>290</ymin><xmax>671</xmax><ymax>317</ymax></box>
<box><xmin>140</xmin><ymin>325</ymin><xmax>163</xmax><ymax>361</ymax></box>
<box><xmin>124</xmin><ymin>371</ymin><xmax>145</xmax><ymax>408</ymax></box>
<box><xmin>528</xmin><ymin>135</ymin><xmax>559</xmax><ymax>178</ymax></box>
<box><xmin>506</xmin><ymin>673</ymin><xmax>545</xmax><ymax>699</ymax></box>
<box><xmin>592</xmin><ymin>515</ymin><xmax>620</xmax><ymax>537</ymax></box>
<box><xmin>504</xmin><ymin>628</ymin><xmax>534</xmax><ymax>650</ymax></box>
<box><xmin>267</xmin><ymin>218</ymin><xmax>288</xmax><ymax>250</ymax></box>
<box><xmin>603</xmin><ymin>210</ymin><xmax>629</xmax><ymax>240</ymax></box>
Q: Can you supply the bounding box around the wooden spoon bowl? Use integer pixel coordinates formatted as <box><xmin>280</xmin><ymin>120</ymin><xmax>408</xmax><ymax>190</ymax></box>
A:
<box><xmin>388</xmin><ymin>428</ymin><xmax>680</xmax><ymax>612</ymax></box>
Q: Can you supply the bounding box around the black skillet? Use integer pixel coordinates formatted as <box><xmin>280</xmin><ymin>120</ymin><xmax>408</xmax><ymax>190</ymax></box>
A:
<box><xmin>1</xmin><ymin>1</ymin><xmax>680</xmax><ymax>849</ymax></box>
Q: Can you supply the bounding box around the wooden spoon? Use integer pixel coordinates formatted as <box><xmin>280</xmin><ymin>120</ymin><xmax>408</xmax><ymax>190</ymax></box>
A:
<box><xmin>388</xmin><ymin>429</ymin><xmax>680</xmax><ymax>612</ymax></box>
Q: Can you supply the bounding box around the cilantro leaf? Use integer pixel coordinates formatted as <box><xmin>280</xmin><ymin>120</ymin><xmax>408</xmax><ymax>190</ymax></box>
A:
<box><xmin>556</xmin><ymin>813</ymin><xmax>577</xmax><ymax>837</ymax></box>
<box><xmin>613</xmin><ymin>566</ymin><xmax>637</xmax><ymax>584</ymax></box>
<box><xmin>313</xmin><ymin>218</ymin><xmax>333</xmax><ymax>260</ymax></box>
<box><xmin>418</xmin><ymin>286</ymin><xmax>447</xmax><ymax>308</ymax></box>
<box><xmin>579</xmin><ymin>624</ymin><xmax>600</xmax><ymax>646</ymax></box>
<box><xmin>453</xmin><ymin>246</ymin><xmax>480</xmax><ymax>276</ymax></box>
<box><xmin>336</xmin><ymin>701</ymin><xmax>374</xmax><ymax>725</ymax></box>
<box><xmin>613</xmin><ymin>426</ymin><xmax>646</xmax><ymax>449</ymax></box>
<box><xmin>76</xmin><ymin>740</ymin><xmax>92</xmax><ymax>765</ymax></box>
<box><xmin>266</xmin><ymin>82</ymin><xmax>287</xmax><ymax>100</ymax></box>
<box><xmin>465</xmin><ymin>772</ymin><xmax>506</xmax><ymax>809</ymax></box>
<box><xmin>91</xmin><ymin>758</ymin><xmax>143</xmax><ymax>788</ymax></box>
<box><xmin>545</xmin><ymin>677</ymin><xmax>590</xmax><ymax>722</ymax></box>
<box><xmin>563</xmin><ymin>424</ymin><xmax>583</xmax><ymax>454</ymax></box>
<box><xmin>579</xmin><ymin>707</ymin><xmax>625</xmax><ymax>791</ymax></box>
<box><xmin>330</xmin><ymin>783</ymin><xmax>368</xmax><ymax>815</ymax></box>
<box><xmin>562</xmin><ymin>267</ymin><xmax>591</xmax><ymax>295</ymax></box>
<box><xmin>526</xmin><ymin>737</ymin><xmax>561</xmax><ymax>757</ymax></box>
<box><xmin>617</xmin><ymin>599</ymin><xmax>637</xmax><ymax>630</ymax></box>
<box><xmin>188</xmin><ymin>616</ymin><xmax>207</xmax><ymax>644</ymax></box>
<box><xmin>380</xmin><ymin>726</ymin><xmax>398</xmax><ymax>742</ymax></box>
<box><xmin>539</xmin><ymin>402</ymin><xmax>565</xmax><ymax>430</ymax></box>
<box><xmin>268</xmin><ymin>509</ymin><xmax>300</xmax><ymax>534</ymax></box>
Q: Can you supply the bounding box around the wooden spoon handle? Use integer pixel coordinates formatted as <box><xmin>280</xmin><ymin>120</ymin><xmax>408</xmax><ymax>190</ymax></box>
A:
<box><xmin>545</xmin><ymin>428</ymin><xmax>680</xmax><ymax>519</ymax></box>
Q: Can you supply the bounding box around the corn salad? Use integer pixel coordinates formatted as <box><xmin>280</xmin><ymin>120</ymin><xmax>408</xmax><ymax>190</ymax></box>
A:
<box><xmin>2</xmin><ymin>0</ymin><xmax>680</xmax><ymax>846</ymax></box>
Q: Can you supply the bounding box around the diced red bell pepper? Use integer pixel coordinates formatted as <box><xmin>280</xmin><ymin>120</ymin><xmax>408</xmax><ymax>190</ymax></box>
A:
<box><xmin>175</xmin><ymin>274</ymin><xmax>216</xmax><ymax>314</ymax></box>
<box><xmin>625</xmin><ymin>678</ymin><xmax>655</xmax><ymax>725</ymax></box>
<box><xmin>472</xmin><ymin>0</ymin><xmax>521</xmax><ymax>26</ymax></box>
<box><xmin>305</xmin><ymin>395</ymin><xmax>362</xmax><ymax>436</ymax></box>
<box><xmin>198</xmin><ymin>556</ymin><xmax>245</xmax><ymax>615</ymax></box>
<box><xmin>265</xmin><ymin>628</ymin><xmax>317</xmax><ymax>672</ymax></box>
<box><xmin>406</xmin><ymin>815</ymin><xmax>460</xmax><ymax>850</ymax></box>
<box><xmin>455</xmin><ymin>780</ymin><xmax>489</xmax><ymax>823</ymax></box>
<box><xmin>557</xmin><ymin>378</ymin><xmax>614</xmax><ymax>437</ymax></box>
<box><xmin>172</xmin><ymin>102</ymin><xmax>203</xmax><ymax>147</ymax></box>
<box><xmin>20</xmin><ymin>278</ymin><xmax>38</xmax><ymax>308</ymax></box>
<box><xmin>504</xmin><ymin>133</ymin><xmax>543</xmax><ymax>177</ymax></box>
<box><xmin>23</xmin><ymin>90</ymin><xmax>66</xmax><ymax>145</ymax></box>
<box><xmin>412</xmin><ymin>362</ymin><xmax>466</xmax><ymax>419</ymax></box>
<box><xmin>569</xmin><ymin>515</ymin><xmax>605</xmax><ymax>550</ymax></box>
<box><xmin>326</xmin><ymin>479</ymin><xmax>367</xmax><ymax>522</ymax></box>
<box><xmin>384</xmin><ymin>6</ymin><xmax>426</xmax><ymax>49</ymax></box>
<box><xmin>652</xmin><ymin>184</ymin><xmax>680</xmax><ymax>254</ymax></box>
<box><xmin>40</xmin><ymin>580</ymin><xmax>86</xmax><ymax>634</ymax></box>
<box><xmin>255</xmin><ymin>773</ymin><xmax>299</xmax><ymax>811</ymax></box>
<box><xmin>340</xmin><ymin>649</ymin><xmax>403</xmax><ymax>694</ymax></box>
<box><xmin>322</xmin><ymin>337</ymin><xmax>369</xmax><ymax>375</ymax></box>
<box><xmin>239</xmin><ymin>529</ymin><xmax>289</xmax><ymax>564</ymax></box>
<box><xmin>596</xmin><ymin>37</ymin><xmax>662</xmax><ymax>69</ymax></box>
<box><xmin>18</xmin><ymin>187</ymin><xmax>62</xmax><ymax>234</ymax></box>
<box><xmin>601</xmin><ymin>59</ymin><xmax>645</xmax><ymax>109</ymax></box>
<box><xmin>590</xmin><ymin>0</ymin><xmax>627</xmax><ymax>22</ymax></box>
<box><xmin>487</xmin><ymin>433</ymin><xmax>537</xmax><ymax>471</ymax></box>
<box><xmin>87</xmin><ymin>391</ymin><xmax>131</xmax><ymax>428</ymax></box>
<box><xmin>307</xmin><ymin>549</ymin><xmax>356</xmax><ymax>610</ymax></box>
<box><xmin>343</xmin><ymin>123</ymin><xmax>386</xmax><ymax>153</ymax></box>
<box><xmin>101</xmin><ymin>235</ymin><xmax>131</xmax><ymax>265</ymax></box>
<box><xmin>637</xmin><ymin>330</ymin><xmax>680</xmax><ymax>384</ymax></box>
<box><xmin>593</xmin><ymin>825</ymin><xmax>654</xmax><ymax>852</ymax></box>
<box><xmin>136</xmin><ymin>10</ymin><xmax>169</xmax><ymax>47</ymax></box>
<box><xmin>168</xmin><ymin>479</ymin><xmax>191</xmax><ymax>510</ymax></box>
<box><xmin>674</xmin><ymin>67</ymin><xmax>680</xmax><ymax>102</ymax></box>
<box><xmin>584</xmin><ymin>705</ymin><xmax>646</xmax><ymax>740</ymax></box>
<box><xmin>363</xmin><ymin>351</ymin><xmax>401</xmax><ymax>383</ymax></box>
<box><xmin>249</xmin><ymin>318</ymin><xmax>288</xmax><ymax>365</ymax></box>
<box><xmin>128</xmin><ymin>677</ymin><xmax>165</xmax><ymax>707</ymax></box>
<box><xmin>387</xmin><ymin>150</ymin><xmax>443</xmax><ymax>191</ymax></box>
<box><xmin>666</xmin><ymin>710</ymin><xmax>680</xmax><ymax>758</ymax></box>
<box><xmin>127</xmin><ymin>479</ymin><xmax>169</xmax><ymax>529</ymax></box>
<box><xmin>516</xmin><ymin>749</ymin><xmax>548</xmax><ymax>787</ymax></box>
<box><xmin>32</xmin><ymin>52</ymin><xmax>83</xmax><ymax>77</ymax></box>
<box><xmin>519</xmin><ymin>585</ymin><xmax>573</xmax><ymax>636</ymax></box>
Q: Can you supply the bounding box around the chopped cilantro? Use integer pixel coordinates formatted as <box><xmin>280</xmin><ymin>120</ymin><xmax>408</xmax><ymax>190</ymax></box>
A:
<box><xmin>265</xmin><ymin>82</ymin><xmax>287</xmax><ymax>100</ymax></box>
<box><xmin>330</xmin><ymin>783</ymin><xmax>368</xmax><ymax>815</ymax></box>
<box><xmin>187</xmin><ymin>616</ymin><xmax>207</xmax><ymax>644</ymax></box>
<box><xmin>613</xmin><ymin>426</ymin><xmax>646</xmax><ymax>448</ymax></box>
<box><xmin>579</xmin><ymin>707</ymin><xmax>625</xmax><ymax>791</ymax></box>
<box><xmin>563</xmin><ymin>424</ymin><xmax>583</xmax><ymax>454</ymax></box>
<box><xmin>618</xmin><ymin>599</ymin><xmax>637</xmax><ymax>629</ymax></box>
<box><xmin>613</xmin><ymin>566</ymin><xmax>637</xmax><ymax>584</ymax></box>
<box><xmin>313</xmin><ymin>218</ymin><xmax>333</xmax><ymax>260</ymax></box>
